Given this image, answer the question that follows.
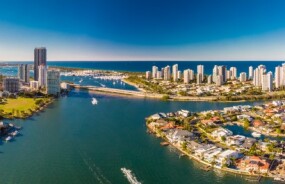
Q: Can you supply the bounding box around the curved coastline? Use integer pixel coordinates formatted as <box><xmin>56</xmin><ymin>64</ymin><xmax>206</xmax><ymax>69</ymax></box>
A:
<box><xmin>146</xmin><ymin>124</ymin><xmax>272</xmax><ymax>180</ymax></box>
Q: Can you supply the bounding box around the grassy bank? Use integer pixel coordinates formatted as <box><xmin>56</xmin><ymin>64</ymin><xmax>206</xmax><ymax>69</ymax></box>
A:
<box><xmin>0</xmin><ymin>97</ymin><xmax>53</xmax><ymax>119</ymax></box>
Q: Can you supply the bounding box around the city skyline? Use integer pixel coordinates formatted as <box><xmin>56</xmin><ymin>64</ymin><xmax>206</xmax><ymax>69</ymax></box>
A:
<box><xmin>1</xmin><ymin>0</ymin><xmax>285</xmax><ymax>61</ymax></box>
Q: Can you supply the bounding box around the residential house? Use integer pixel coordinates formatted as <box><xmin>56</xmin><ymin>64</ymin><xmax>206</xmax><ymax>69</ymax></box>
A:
<box><xmin>237</xmin><ymin>156</ymin><xmax>270</xmax><ymax>174</ymax></box>
<box><xmin>216</xmin><ymin>150</ymin><xmax>240</xmax><ymax>166</ymax></box>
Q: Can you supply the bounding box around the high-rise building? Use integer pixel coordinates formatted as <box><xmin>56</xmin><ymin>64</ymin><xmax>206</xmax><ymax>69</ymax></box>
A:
<box><xmin>30</xmin><ymin>81</ymin><xmax>39</xmax><ymax>90</ymax></box>
<box><xmin>253</xmin><ymin>65</ymin><xmax>266</xmax><ymax>87</ymax></box>
<box><xmin>38</xmin><ymin>65</ymin><xmax>47</xmax><ymax>88</ymax></box>
<box><xmin>216</xmin><ymin>75</ymin><xmax>223</xmax><ymax>86</ymax></box>
<box><xmin>34</xmin><ymin>47</ymin><xmax>47</xmax><ymax>81</ymax></box>
<box><xmin>239</xmin><ymin>72</ymin><xmax>247</xmax><ymax>82</ymax></box>
<box><xmin>249</xmin><ymin>66</ymin><xmax>253</xmax><ymax>80</ymax></box>
<box><xmin>189</xmin><ymin>69</ymin><xmax>194</xmax><ymax>80</ymax></box>
<box><xmin>218</xmin><ymin>65</ymin><xmax>227</xmax><ymax>84</ymax></box>
<box><xmin>196</xmin><ymin>74</ymin><xmax>203</xmax><ymax>84</ymax></box>
<box><xmin>207</xmin><ymin>75</ymin><xmax>212</xmax><ymax>84</ymax></box>
<box><xmin>268</xmin><ymin>72</ymin><xmax>273</xmax><ymax>92</ymax></box>
<box><xmin>47</xmin><ymin>70</ymin><xmax>61</xmax><ymax>96</ymax></box>
<box><xmin>281</xmin><ymin>63</ymin><xmax>285</xmax><ymax>86</ymax></box>
<box><xmin>197</xmin><ymin>65</ymin><xmax>204</xmax><ymax>82</ymax></box>
<box><xmin>146</xmin><ymin>71</ymin><xmax>151</xmax><ymax>80</ymax></box>
<box><xmin>161</xmin><ymin>67</ymin><xmax>164</xmax><ymax>78</ymax></box>
<box><xmin>177</xmin><ymin>71</ymin><xmax>181</xmax><ymax>80</ymax></box>
<box><xmin>230</xmin><ymin>67</ymin><xmax>237</xmax><ymax>79</ymax></box>
<box><xmin>183</xmin><ymin>70</ymin><xmax>189</xmax><ymax>84</ymax></box>
<box><xmin>226</xmin><ymin>70</ymin><xmax>231</xmax><ymax>80</ymax></box>
<box><xmin>3</xmin><ymin>77</ymin><xmax>20</xmax><ymax>93</ymax></box>
<box><xmin>18</xmin><ymin>64</ymin><xmax>30</xmax><ymax>83</ymax></box>
<box><xmin>164</xmin><ymin>66</ymin><xmax>171</xmax><ymax>81</ymax></box>
<box><xmin>275</xmin><ymin>66</ymin><xmax>281</xmax><ymax>89</ymax></box>
<box><xmin>212</xmin><ymin>65</ymin><xmax>218</xmax><ymax>83</ymax></box>
<box><xmin>156</xmin><ymin>71</ymin><xmax>162</xmax><ymax>79</ymax></box>
<box><xmin>172</xmin><ymin>64</ymin><xmax>178</xmax><ymax>82</ymax></box>
<box><xmin>262</xmin><ymin>72</ymin><xmax>273</xmax><ymax>91</ymax></box>
<box><xmin>152</xmin><ymin>66</ymin><xmax>158</xmax><ymax>79</ymax></box>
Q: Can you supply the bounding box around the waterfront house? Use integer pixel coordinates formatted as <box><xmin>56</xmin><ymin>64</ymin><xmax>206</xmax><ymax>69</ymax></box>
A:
<box><xmin>216</xmin><ymin>150</ymin><xmax>239</xmax><ymax>166</ymax></box>
<box><xmin>240</xmin><ymin>138</ymin><xmax>257</xmax><ymax>150</ymax></box>
<box><xmin>237</xmin><ymin>156</ymin><xmax>270</xmax><ymax>174</ymax></box>
<box><xmin>211</xmin><ymin>128</ymin><xmax>233</xmax><ymax>140</ymax></box>
<box><xmin>226</xmin><ymin>135</ymin><xmax>246</xmax><ymax>146</ymax></box>
<box><xmin>237</xmin><ymin>114</ymin><xmax>252</xmax><ymax>121</ymax></box>
<box><xmin>170</xmin><ymin>129</ymin><xmax>193</xmax><ymax>143</ymax></box>
<box><xmin>272</xmin><ymin>101</ymin><xmax>282</xmax><ymax>107</ymax></box>
<box><xmin>150</xmin><ymin>113</ymin><xmax>161</xmax><ymax>120</ymax></box>
<box><xmin>177</xmin><ymin>110</ymin><xmax>190</xmax><ymax>117</ymax></box>
<box><xmin>166</xmin><ymin>129</ymin><xmax>193</xmax><ymax>143</ymax></box>
<box><xmin>194</xmin><ymin>144</ymin><xmax>217</xmax><ymax>158</ymax></box>
<box><xmin>187</xmin><ymin>141</ymin><xmax>203</xmax><ymax>152</ymax></box>
<box><xmin>203</xmin><ymin>148</ymin><xmax>222</xmax><ymax>163</ymax></box>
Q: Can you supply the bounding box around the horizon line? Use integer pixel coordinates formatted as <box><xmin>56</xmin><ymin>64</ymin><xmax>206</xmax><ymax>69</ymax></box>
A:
<box><xmin>0</xmin><ymin>59</ymin><xmax>284</xmax><ymax>62</ymax></box>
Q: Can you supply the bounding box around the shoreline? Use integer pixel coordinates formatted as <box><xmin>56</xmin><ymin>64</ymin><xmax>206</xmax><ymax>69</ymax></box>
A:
<box><xmin>1</xmin><ymin>97</ymin><xmax>54</xmax><ymax>120</ymax></box>
<box><xmin>146</xmin><ymin>124</ymin><xmax>271</xmax><ymax>180</ymax></box>
<box><xmin>69</xmin><ymin>83</ymin><xmax>275</xmax><ymax>103</ymax></box>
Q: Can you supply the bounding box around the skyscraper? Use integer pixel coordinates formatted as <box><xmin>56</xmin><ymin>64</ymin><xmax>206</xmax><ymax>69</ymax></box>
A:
<box><xmin>230</xmin><ymin>67</ymin><xmax>237</xmax><ymax>79</ymax></box>
<box><xmin>38</xmin><ymin>65</ymin><xmax>47</xmax><ymax>88</ymax></box>
<box><xmin>262</xmin><ymin>72</ymin><xmax>273</xmax><ymax>92</ymax></box>
<box><xmin>164</xmin><ymin>65</ymin><xmax>171</xmax><ymax>81</ymax></box>
<box><xmin>47</xmin><ymin>70</ymin><xmax>61</xmax><ymax>96</ymax></box>
<box><xmin>239</xmin><ymin>72</ymin><xmax>247</xmax><ymax>82</ymax></box>
<box><xmin>172</xmin><ymin>64</ymin><xmax>178</xmax><ymax>82</ymax></box>
<box><xmin>18</xmin><ymin>64</ymin><xmax>30</xmax><ymax>83</ymax></box>
<box><xmin>152</xmin><ymin>66</ymin><xmax>158</xmax><ymax>79</ymax></box>
<box><xmin>218</xmin><ymin>65</ymin><xmax>227</xmax><ymax>84</ymax></box>
<box><xmin>34</xmin><ymin>47</ymin><xmax>47</xmax><ymax>81</ymax></box>
<box><xmin>275</xmin><ymin>66</ymin><xmax>281</xmax><ymax>89</ymax></box>
<box><xmin>249</xmin><ymin>66</ymin><xmax>253</xmax><ymax>80</ymax></box>
<box><xmin>183</xmin><ymin>69</ymin><xmax>189</xmax><ymax>84</ymax></box>
<box><xmin>197</xmin><ymin>65</ymin><xmax>204</xmax><ymax>82</ymax></box>
<box><xmin>212</xmin><ymin>65</ymin><xmax>218</xmax><ymax>83</ymax></box>
<box><xmin>145</xmin><ymin>71</ymin><xmax>151</xmax><ymax>80</ymax></box>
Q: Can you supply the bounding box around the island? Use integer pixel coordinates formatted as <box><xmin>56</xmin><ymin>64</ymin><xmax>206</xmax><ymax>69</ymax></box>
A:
<box><xmin>146</xmin><ymin>100</ymin><xmax>285</xmax><ymax>182</ymax></box>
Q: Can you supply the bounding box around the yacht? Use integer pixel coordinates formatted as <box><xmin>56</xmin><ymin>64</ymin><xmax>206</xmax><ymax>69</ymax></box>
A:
<box><xmin>5</xmin><ymin>136</ymin><xmax>12</xmax><ymax>142</ymax></box>
<box><xmin>91</xmin><ymin>98</ymin><xmax>98</xmax><ymax>105</ymax></box>
<box><xmin>251</xmin><ymin>132</ymin><xmax>261</xmax><ymax>138</ymax></box>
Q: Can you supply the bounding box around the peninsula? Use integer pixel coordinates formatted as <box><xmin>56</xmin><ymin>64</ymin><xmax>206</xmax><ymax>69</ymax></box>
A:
<box><xmin>146</xmin><ymin>100</ymin><xmax>285</xmax><ymax>181</ymax></box>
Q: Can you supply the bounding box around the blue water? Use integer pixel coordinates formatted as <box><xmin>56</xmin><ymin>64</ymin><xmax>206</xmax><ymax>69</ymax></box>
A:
<box><xmin>1</xmin><ymin>61</ymin><xmax>284</xmax><ymax>74</ymax></box>
<box><xmin>49</xmin><ymin>61</ymin><xmax>284</xmax><ymax>74</ymax></box>
<box><xmin>0</xmin><ymin>61</ymin><xmax>281</xmax><ymax>184</ymax></box>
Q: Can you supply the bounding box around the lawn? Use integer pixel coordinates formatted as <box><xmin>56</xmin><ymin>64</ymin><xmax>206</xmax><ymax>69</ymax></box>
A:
<box><xmin>0</xmin><ymin>97</ymin><xmax>39</xmax><ymax>113</ymax></box>
<box><xmin>0</xmin><ymin>97</ymin><xmax>51</xmax><ymax>118</ymax></box>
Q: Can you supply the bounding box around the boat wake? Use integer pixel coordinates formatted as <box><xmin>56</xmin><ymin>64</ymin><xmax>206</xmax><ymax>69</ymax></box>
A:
<box><xmin>79</xmin><ymin>151</ymin><xmax>111</xmax><ymax>184</ymax></box>
<box><xmin>121</xmin><ymin>168</ymin><xmax>142</xmax><ymax>184</ymax></box>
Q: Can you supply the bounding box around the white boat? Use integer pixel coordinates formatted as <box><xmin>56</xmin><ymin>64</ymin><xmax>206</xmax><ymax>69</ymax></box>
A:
<box><xmin>274</xmin><ymin>177</ymin><xmax>285</xmax><ymax>181</ymax></box>
<box><xmin>79</xmin><ymin>79</ymin><xmax>83</xmax><ymax>83</ymax></box>
<box><xmin>91</xmin><ymin>98</ymin><xmax>98</xmax><ymax>105</ymax></box>
<box><xmin>11</xmin><ymin>130</ymin><xmax>19</xmax><ymax>136</ymax></box>
<box><xmin>252</xmin><ymin>132</ymin><xmax>261</xmax><ymax>138</ymax></box>
<box><xmin>121</xmin><ymin>168</ymin><xmax>141</xmax><ymax>184</ymax></box>
<box><xmin>5</xmin><ymin>136</ymin><xmax>12</xmax><ymax>142</ymax></box>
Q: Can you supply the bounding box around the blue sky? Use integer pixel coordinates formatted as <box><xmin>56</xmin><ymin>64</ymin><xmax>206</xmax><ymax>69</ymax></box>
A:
<box><xmin>0</xmin><ymin>0</ymin><xmax>285</xmax><ymax>61</ymax></box>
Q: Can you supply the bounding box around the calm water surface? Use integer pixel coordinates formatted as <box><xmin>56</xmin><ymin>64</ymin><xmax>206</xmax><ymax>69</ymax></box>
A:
<box><xmin>0</xmin><ymin>89</ymin><xmax>273</xmax><ymax>184</ymax></box>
